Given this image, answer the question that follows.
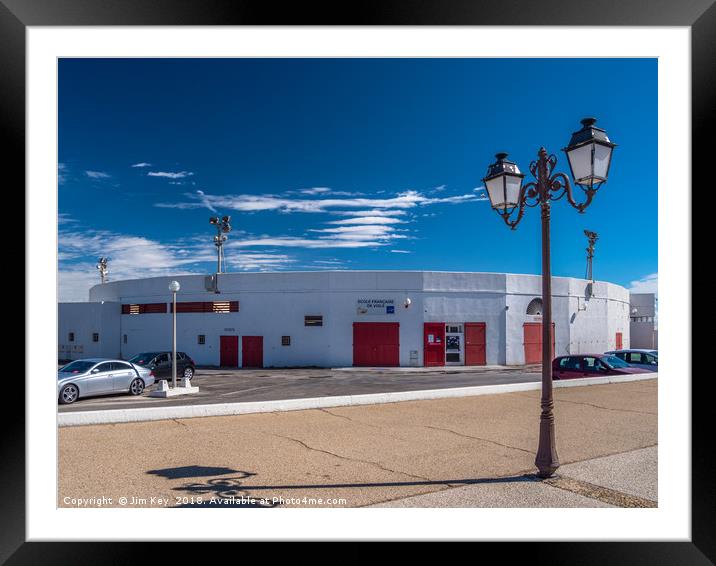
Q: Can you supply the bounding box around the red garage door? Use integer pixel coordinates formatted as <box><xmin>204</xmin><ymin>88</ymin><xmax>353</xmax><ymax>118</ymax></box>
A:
<box><xmin>465</xmin><ymin>322</ymin><xmax>487</xmax><ymax>366</ymax></box>
<box><xmin>353</xmin><ymin>322</ymin><xmax>399</xmax><ymax>367</ymax></box>
<box><xmin>523</xmin><ymin>322</ymin><xmax>555</xmax><ymax>364</ymax></box>
<box><xmin>220</xmin><ymin>335</ymin><xmax>239</xmax><ymax>367</ymax></box>
<box><xmin>242</xmin><ymin>336</ymin><xmax>263</xmax><ymax>368</ymax></box>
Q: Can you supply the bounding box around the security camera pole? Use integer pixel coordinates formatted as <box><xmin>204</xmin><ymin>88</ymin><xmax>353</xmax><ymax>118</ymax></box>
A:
<box><xmin>481</xmin><ymin>118</ymin><xmax>616</xmax><ymax>478</ymax></box>
<box><xmin>96</xmin><ymin>257</ymin><xmax>109</xmax><ymax>284</ymax></box>
<box><xmin>209</xmin><ymin>215</ymin><xmax>232</xmax><ymax>273</ymax></box>
<box><xmin>584</xmin><ymin>230</ymin><xmax>599</xmax><ymax>281</ymax></box>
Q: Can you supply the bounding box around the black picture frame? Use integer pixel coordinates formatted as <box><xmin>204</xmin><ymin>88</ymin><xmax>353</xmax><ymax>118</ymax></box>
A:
<box><xmin>3</xmin><ymin>0</ymin><xmax>707</xmax><ymax>560</ymax></box>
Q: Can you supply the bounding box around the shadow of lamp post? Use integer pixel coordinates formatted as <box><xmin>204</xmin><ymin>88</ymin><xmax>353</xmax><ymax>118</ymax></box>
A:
<box><xmin>481</xmin><ymin>117</ymin><xmax>616</xmax><ymax>478</ymax></box>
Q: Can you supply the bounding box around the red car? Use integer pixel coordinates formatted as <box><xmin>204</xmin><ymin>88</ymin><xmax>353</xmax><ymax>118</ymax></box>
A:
<box><xmin>552</xmin><ymin>354</ymin><xmax>652</xmax><ymax>380</ymax></box>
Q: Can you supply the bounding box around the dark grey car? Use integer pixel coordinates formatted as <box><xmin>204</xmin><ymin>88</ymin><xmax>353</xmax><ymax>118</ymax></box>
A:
<box><xmin>57</xmin><ymin>358</ymin><xmax>155</xmax><ymax>404</ymax></box>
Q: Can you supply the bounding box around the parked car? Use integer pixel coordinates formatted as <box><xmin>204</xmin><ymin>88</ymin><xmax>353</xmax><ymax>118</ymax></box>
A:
<box><xmin>58</xmin><ymin>358</ymin><xmax>155</xmax><ymax>404</ymax></box>
<box><xmin>604</xmin><ymin>349</ymin><xmax>658</xmax><ymax>371</ymax></box>
<box><xmin>127</xmin><ymin>351</ymin><xmax>196</xmax><ymax>380</ymax></box>
<box><xmin>552</xmin><ymin>354</ymin><xmax>652</xmax><ymax>380</ymax></box>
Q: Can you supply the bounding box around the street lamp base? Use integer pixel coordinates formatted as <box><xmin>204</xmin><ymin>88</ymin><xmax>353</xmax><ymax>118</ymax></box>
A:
<box><xmin>148</xmin><ymin>379</ymin><xmax>200</xmax><ymax>398</ymax></box>
<box><xmin>535</xmin><ymin>465</ymin><xmax>560</xmax><ymax>479</ymax></box>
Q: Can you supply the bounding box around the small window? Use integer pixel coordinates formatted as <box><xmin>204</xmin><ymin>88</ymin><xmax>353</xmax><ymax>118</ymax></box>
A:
<box><xmin>123</xmin><ymin>334</ymin><xmax>128</xmax><ymax>344</ymax></box>
<box><xmin>282</xmin><ymin>336</ymin><xmax>291</xmax><ymax>346</ymax></box>
<box><xmin>198</xmin><ymin>335</ymin><xmax>206</xmax><ymax>345</ymax></box>
<box><xmin>305</xmin><ymin>315</ymin><xmax>323</xmax><ymax>327</ymax></box>
<box><xmin>92</xmin><ymin>333</ymin><xmax>99</xmax><ymax>343</ymax></box>
<box><xmin>68</xmin><ymin>332</ymin><xmax>75</xmax><ymax>342</ymax></box>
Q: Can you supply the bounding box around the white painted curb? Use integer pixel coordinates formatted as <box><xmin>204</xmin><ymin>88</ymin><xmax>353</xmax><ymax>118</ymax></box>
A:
<box><xmin>58</xmin><ymin>373</ymin><xmax>657</xmax><ymax>427</ymax></box>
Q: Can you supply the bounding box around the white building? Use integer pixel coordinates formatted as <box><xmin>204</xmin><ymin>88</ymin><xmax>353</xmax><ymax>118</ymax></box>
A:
<box><xmin>58</xmin><ymin>271</ymin><xmax>630</xmax><ymax>368</ymax></box>
<box><xmin>629</xmin><ymin>292</ymin><xmax>658</xmax><ymax>350</ymax></box>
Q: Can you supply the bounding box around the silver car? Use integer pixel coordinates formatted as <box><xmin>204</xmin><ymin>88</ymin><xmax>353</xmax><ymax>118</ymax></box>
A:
<box><xmin>604</xmin><ymin>349</ymin><xmax>658</xmax><ymax>371</ymax></box>
<box><xmin>58</xmin><ymin>358</ymin><xmax>155</xmax><ymax>404</ymax></box>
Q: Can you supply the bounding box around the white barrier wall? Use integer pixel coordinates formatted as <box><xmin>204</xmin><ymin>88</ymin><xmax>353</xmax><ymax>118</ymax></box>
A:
<box><xmin>72</xmin><ymin>271</ymin><xmax>631</xmax><ymax>367</ymax></box>
<box><xmin>58</xmin><ymin>302</ymin><xmax>121</xmax><ymax>360</ymax></box>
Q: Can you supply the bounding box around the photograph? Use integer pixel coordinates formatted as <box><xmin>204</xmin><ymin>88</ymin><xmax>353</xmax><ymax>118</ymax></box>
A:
<box><xmin>55</xmin><ymin>56</ymin><xmax>658</xmax><ymax>511</ymax></box>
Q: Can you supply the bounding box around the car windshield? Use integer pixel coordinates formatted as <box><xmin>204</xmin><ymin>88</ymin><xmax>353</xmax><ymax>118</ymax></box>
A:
<box><xmin>129</xmin><ymin>352</ymin><xmax>160</xmax><ymax>365</ymax></box>
<box><xmin>59</xmin><ymin>360</ymin><xmax>96</xmax><ymax>374</ymax></box>
<box><xmin>602</xmin><ymin>355</ymin><xmax>630</xmax><ymax>369</ymax></box>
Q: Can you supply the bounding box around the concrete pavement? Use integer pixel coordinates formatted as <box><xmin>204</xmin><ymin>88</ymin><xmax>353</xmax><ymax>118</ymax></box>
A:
<box><xmin>371</xmin><ymin>446</ymin><xmax>657</xmax><ymax>507</ymax></box>
<box><xmin>58</xmin><ymin>379</ymin><xmax>657</xmax><ymax>508</ymax></box>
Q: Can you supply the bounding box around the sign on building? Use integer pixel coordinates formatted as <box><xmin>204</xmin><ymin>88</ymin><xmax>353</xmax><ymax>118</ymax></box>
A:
<box><xmin>357</xmin><ymin>298</ymin><xmax>396</xmax><ymax>315</ymax></box>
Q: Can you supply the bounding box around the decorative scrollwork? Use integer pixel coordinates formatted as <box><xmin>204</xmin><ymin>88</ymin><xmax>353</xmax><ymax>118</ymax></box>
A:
<box><xmin>491</xmin><ymin>148</ymin><xmax>597</xmax><ymax>227</ymax></box>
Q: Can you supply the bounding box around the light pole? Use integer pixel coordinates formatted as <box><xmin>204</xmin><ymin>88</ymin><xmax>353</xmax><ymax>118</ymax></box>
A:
<box><xmin>168</xmin><ymin>280</ymin><xmax>181</xmax><ymax>388</ymax></box>
<box><xmin>209</xmin><ymin>215</ymin><xmax>232</xmax><ymax>273</ymax></box>
<box><xmin>481</xmin><ymin>117</ymin><xmax>616</xmax><ymax>478</ymax></box>
<box><xmin>584</xmin><ymin>230</ymin><xmax>599</xmax><ymax>281</ymax></box>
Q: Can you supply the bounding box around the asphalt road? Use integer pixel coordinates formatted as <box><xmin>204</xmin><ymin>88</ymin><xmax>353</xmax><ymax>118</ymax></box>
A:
<box><xmin>58</xmin><ymin>366</ymin><xmax>541</xmax><ymax>412</ymax></box>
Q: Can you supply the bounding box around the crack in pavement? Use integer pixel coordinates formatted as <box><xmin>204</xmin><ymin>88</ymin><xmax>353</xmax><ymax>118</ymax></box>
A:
<box><xmin>421</xmin><ymin>424</ymin><xmax>535</xmax><ymax>456</ymax></box>
<box><xmin>543</xmin><ymin>475</ymin><xmax>657</xmax><ymax>508</ymax></box>
<box><xmin>317</xmin><ymin>408</ymin><xmax>412</xmax><ymax>442</ymax></box>
<box><xmin>269</xmin><ymin>432</ymin><xmax>432</xmax><ymax>483</ymax></box>
<box><xmin>512</xmin><ymin>392</ymin><xmax>657</xmax><ymax>416</ymax></box>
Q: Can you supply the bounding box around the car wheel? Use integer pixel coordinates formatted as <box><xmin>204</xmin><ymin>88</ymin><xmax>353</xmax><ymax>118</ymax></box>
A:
<box><xmin>129</xmin><ymin>378</ymin><xmax>145</xmax><ymax>396</ymax></box>
<box><xmin>183</xmin><ymin>366</ymin><xmax>194</xmax><ymax>379</ymax></box>
<box><xmin>59</xmin><ymin>384</ymin><xmax>79</xmax><ymax>405</ymax></box>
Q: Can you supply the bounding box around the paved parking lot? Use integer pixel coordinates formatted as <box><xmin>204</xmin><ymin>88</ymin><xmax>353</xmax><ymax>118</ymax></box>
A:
<box><xmin>58</xmin><ymin>365</ymin><xmax>541</xmax><ymax>412</ymax></box>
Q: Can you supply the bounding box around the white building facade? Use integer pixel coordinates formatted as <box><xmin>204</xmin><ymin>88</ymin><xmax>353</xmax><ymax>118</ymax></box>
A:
<box><xmin>58</xmin><ymin>271</ymin><xmax>630</xmax><ymax>368</ymax></box>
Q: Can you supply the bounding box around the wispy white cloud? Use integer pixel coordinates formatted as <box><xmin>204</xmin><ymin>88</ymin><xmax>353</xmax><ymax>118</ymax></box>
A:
<box><xmin>148</xmin><ymin>171</ymin><xmax>194</xmax><ymax>179</ymax></box>
<box><xmin>299</xmin><ymin>187</ymin><xmax>332</xmax><ymax>195</ymax></box>
<box><xmin>156</xmin><ymin>189</ymin><xmax>480</xmax><ymax>214</ymax></box>
<box><xmin>628</xmin><ymin>273</ymin><xmax>658</xmax><ymax>295</ymax></box>
<box><xmin>309</xmin><ymin>224</ymin><xmax>406</xmax><ymax>241</ymax></box>
<box><xmin>58</xmin><ymin>229</ymin><xmax>215</xmax><ymax>301</ymax></box>
<box><xmin>58</xmin><ymin>163</ymin><xmax>68</xmax><ymax>185</ymax></box>
<box><xmin>230</xmin><ymin>237</ymin><xmax>381</xmax><ymax>249</ymax></box>
<box><xmin>131</xmin><ymin>162</ymin><xmax>152</xmax><ymax>168</ymax></box>
<box><xmin>333</xmin><ymin>209</ymin><xmax>407</xmax><ymax>218</ymax></box>
<box><xmin>195</xmin><ymin>190</ymin><xmax>217</xmax><ymax>213</ymax></box>
<box><xmin>327</xmin><ymin>216</ymin><xmax>405</xmax><ymax>226</ymax></box>
<box><xmin>85</xmin><ymin>170</ymin><xmax>111</xmax><ymax>179</ymax></box>
<box><xmin>390</xmin><ymin>249</ymin><xmax>412</xmax><ymax>254</ymax></box>
<box><xmin>226</xmin><ymin>252</ymin><xmax>295</xmax><ymax>271</ymax></box>
<box><xmin>58</xmin><ymin>213</ymin><xmax>76</xmax><ymax>225</ymax></box>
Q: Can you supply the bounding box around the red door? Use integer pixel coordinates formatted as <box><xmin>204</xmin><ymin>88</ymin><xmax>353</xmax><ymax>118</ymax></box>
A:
<box><xmin>523</xmin><ymin>323</ymin><xmax>555</xmax><ymax>364</ymax></box>
<box><xmin>465</xmin><ymin>322</ymin><xmax>487</xmax><ymax>366</ymax></box>
<box><xmin>423</xmin><ymin>322</ymin><xmax>446</xmax><ymax>367</ymax></box>
<box><xmin>615</xmin><ymin>332</ymin><xmax>623</xmax><ymax>350</ymax></box>
<box><xmin>220</xmin><ymin>335</ymin><xmax>239</xmax><ymax>367</ymax></box>
<box><xmin>242</xmin><ymin>336</ymin><xmax>263</xmax><ymax>368</ymax></box>
<box><xmin>353</xmin><ymin>323</ymin><xmax>399</xmax><ymax>367</ymax></box>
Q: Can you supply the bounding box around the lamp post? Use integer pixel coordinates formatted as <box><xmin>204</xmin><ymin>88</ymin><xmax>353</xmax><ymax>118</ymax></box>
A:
<box><xmin>168</xmin><ymin>280</ymin><xmax>181</xmax><ymax>388</ymax></box>
<box><xmin>482</xmin><ymin>117</ymin><xmax>616</xmax><ymax>478</ymax></box>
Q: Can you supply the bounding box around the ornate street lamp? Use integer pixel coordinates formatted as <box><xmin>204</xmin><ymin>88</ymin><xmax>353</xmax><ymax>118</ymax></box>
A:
<box><xmin>481</xmin><ymin>117</ymin><xmax>616</xmax><ymax>478</ymax></box>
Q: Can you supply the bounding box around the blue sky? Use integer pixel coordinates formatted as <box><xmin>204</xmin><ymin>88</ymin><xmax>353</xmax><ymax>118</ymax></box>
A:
<box><xmin>58</xmin><ymin>58</ymin><xmax>657</xmax><ymax>301</ymax></box>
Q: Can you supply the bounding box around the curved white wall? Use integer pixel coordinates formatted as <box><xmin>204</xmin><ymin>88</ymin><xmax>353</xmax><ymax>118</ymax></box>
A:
<box><xmin>65</xmin><ymin>271</ymin><xmax>631</xmax><ymax>367</ymax></box>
